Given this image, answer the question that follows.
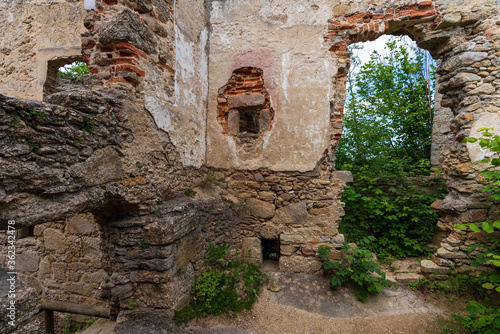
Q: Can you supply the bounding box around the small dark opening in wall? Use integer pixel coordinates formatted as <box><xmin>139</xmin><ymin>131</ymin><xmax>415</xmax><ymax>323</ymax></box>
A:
<box><xmin>43</xmin><ymin>58</ymin><xmax>88</xmax><ymax>98</ymax></box>
<box><xmin>28</xmin><ymin>225</ymin><xmax>35</xmax><ymax>236</ymax></box>
<box><xmin>239</xmin><ymin>109</ymin><xmax>260</xmax><ymax>134</ymax></box>
<box><xmin>262</xmin><ymin>238</ymin><xmax>280</xmax><ymax>261</ymax></box>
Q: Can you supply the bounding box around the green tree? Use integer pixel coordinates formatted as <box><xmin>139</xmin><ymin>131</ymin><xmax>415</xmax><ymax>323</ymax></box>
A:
<box><xmin>336</xmin><ymin>37</ymin><xmax>435</xmax><ymax>176</ymax></box>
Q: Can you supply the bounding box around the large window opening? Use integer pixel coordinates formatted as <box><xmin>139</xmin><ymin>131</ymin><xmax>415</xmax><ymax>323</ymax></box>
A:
<box><xmin>336</xmin><ymin>35</ymin><xmax>436</xmax><ymax>176</ymax></box>
<box><xmin>336</xmin><ymin>35</ymin><xmax>448</xmax><ymax>262</ymax></box>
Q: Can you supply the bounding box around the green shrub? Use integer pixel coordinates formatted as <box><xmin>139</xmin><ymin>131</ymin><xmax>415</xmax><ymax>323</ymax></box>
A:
<box><xmin>451</xmin><ymin>128</ymin><xmax>500</xmax><ymax>334</ymax></box>
<box><xmin>173</xmin><ymin>243</ymin><xmax>267</xmax><ymax>326</ymax></box>
<box><xmin>458</xmin><ymin>301</ymin><xmax>500</xmax><ymax>334</ymax></box>
<box><xmin>339</xmin><ymin>175</ymin><xmax>447</xmax><ymax>260</ymax></box>
<box><xmin>318</xmin><ymin>237</ymin><xmax>394</xmax><ymax>302</ymax></box>
<box><xmin>59</xmin><ymin>61</ymin><xmax>90</xmax><ymax>79</ymax></box>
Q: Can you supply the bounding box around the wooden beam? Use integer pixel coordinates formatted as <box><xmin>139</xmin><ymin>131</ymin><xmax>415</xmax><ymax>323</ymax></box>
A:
<box><xmin>41</xmin><ymin>300</ymin><xmax>110</xmax><ymax>318</ymax></box>
<box><xmin>44</xmin><ymin>310</ymin><xmax>54</xmax><ymax>334</ymax></box>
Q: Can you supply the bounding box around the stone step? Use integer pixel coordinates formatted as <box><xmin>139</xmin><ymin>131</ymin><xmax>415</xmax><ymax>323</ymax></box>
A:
<box><xmin>420</xmin><ymin>259</ymin><xmax>451</xmax><ymax>277</ymax></box>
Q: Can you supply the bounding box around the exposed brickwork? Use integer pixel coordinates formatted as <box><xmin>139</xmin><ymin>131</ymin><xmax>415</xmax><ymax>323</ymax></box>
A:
<box><xmin>81</xmin><ymin>0</ymin><xmax>175</xmax><ymax>86</ymax></box>
<box><xmin>322</xmin><ymin>1</ymin><xmax>442</xmax><ymax>176</ymax></box>
<box><xmin>217</xmin><ymin>67</ymin><xmax>275</xmax><ymax>135</ymax></box>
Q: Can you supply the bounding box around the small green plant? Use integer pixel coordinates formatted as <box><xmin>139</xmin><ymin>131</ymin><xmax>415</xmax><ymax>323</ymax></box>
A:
<box><xmin>157</xmin><ymin>200</ymin><xmax>164</xmax><ymax>206</ymax></box>
<box><xmin>7</xmin><ymin>114</ymin><xmax>20</xmax><ymax>127</ymax></box>
<box><xmin>173</xmin><ymin>243</ymin><xmax>267</xmax><ymax>326</ymax></box>
<box><xmin>26</xmin><ymin>141</ymin><xmax>41</xmax><ymax>154</ymax></box>
<box><xmin>154</xmin><ymin>283</ymin><xmax>163</xmax><ymax>289</ymax></box>
<box><xmin>73</xmin><ymin>139</ymin><xmax>81</xmax><ymax>146</ymax></box>
<box><xmin>318</xmin><ymin>236</ymin><xmax>394</xmax><ymax>302</ymax></box>
<box><xmin>128</xmin><ymin>298</ymin><xmax>136</xmax><ymax>310</ymax></box>
<box><xmin>184</xmin><ymin>189</ymin><xmax>197</xmax><ymax>197</ymax></box>
<box><xmin>201</xmin><ymin>174</ymin><xmax>219</xmax><ymax>188</ymax></box>
<box><xmin>140</xmin><ymin>240</ymin><xmax>149</xmax><ymax>249</ymax></box>
<box><xmin>26</xmin><ymin>108</ymin><xmax>48</xmax><ymax>118</ymax></box>
<box><xmin>61</xmin><ymin>314</ymin><xmax>94</xmax><ymax>334</ymax></box>
<box><xmin>78</xmin><ymin>115</ymin><xmax>93</xmax><ymax>133</ymax></box>
<box><xmin>313</xmin><ymin>202</ymin><xmax>322</xmax><ymax>208</ymax></box>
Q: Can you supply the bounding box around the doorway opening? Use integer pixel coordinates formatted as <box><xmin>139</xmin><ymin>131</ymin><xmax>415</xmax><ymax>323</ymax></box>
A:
<box><xmin>336</xmin><ymin>35</ymin><xmax>447</xmax><ymax>262</ymax></box>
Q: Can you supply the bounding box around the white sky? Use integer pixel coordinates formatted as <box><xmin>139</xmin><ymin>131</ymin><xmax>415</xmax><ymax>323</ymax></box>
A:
<box><xmin>353</xmin><ymin>35</ymin><xmax>417</xmax><ymax>68</ymax></box>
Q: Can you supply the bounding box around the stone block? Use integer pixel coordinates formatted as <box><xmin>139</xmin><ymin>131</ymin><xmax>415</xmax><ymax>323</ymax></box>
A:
<box><xmin>259</xmin><ymin>191</ymin><xmax>276</xmax><ymax>201</ymax></box>
<box><xmin>301</xmin><ymin>248</ymin><xmax>315</xmax><ymax>257</ymax></box>
<box><xmin>144</xmin><ymin>213</ymin><xmax>199</xmax><ymax>245</ymax></box>
<box><xmin>241</xmin><ymin>237</ymin><xmax>262</xmax><ymax>264</ymax></box>
<box><xmin>469</xmin><ymin>209</ymin><xmax>487</xmax><ymax>223</ymax></box>
<box><xmin>449</xmin><ymin>73</ymin><xmax>481</xmax><ymax>88</ymax></box>
<box><xmin>130</xmin><ymin>270</ymin><xmax>170</xmax><ymax>284</ymax></box>
<box><xmin>396</xmin><ymin>273</ymin><xmax>423</xmax><ymax>284</ymax></box>
<box><xmin>437</xmin><ymin>247</ymin><xmax>468</xmax><ymax>259</ymax></box>
<box><xmin>273</xmin><ymin>201</ymin><xmax>308</xmax><ymax>225</ymax></box>
<box><xmin>280</xmin><ymin>245</ymin><xmax>298</xmax><ymax>256</ymax></box>
<box><xmin>333</xmin><ymin>171</ymin><xmax>353</xmax><ymax>183</ymax></box>
<box><xmin>259</xmin><ymin>109</ymin><xmax>270</xmax><ymax>132</ymax></box>
<box><xmin>246</xmin><ymin>198</ymin><xmax>275</xmax><ymax>219</ymax></box>
<box><xmin>260</xmin><ymin>223</ymin><xmax>280</xmax><ymax>239</ymax></box>
<box><xmin>280</xmin><ymin>234</ymin><xmax>305</xmax><ymax>244</ymax></box>
<box><xmin>66</xmin><ymin>213</ymin><xmax>98</xmax><ymax>234</ymax></box>
<box><xmin>436</xmin><ymin>12</ymin><xmax>462</xmax><ymax>30</ymax></box>
<box><xmin>227</xmin><ymin>94</ymin><xmax>265</xmax><ymax>109</ymax></box>
<box><xmin>279</xmin><ymin>256</ymin><xmax>322</xmax><ymax>273</ymax></box>
<box><xmin>43</xmin><ymin>228</ymin><xmax>68</xmax><ymax>253</ymax></box>
<box><xmin>334</xmin><ymin>234</ymin><xmax>345</xmax><ymax>244</ymax></box>
<box><xmin>420</xmin><ymin>260</ymin><xmax>451</xmax><ymax>276</ymax></box>
<box><xmin>16</xmin><ymin>253</ymin><xmax>40</xmax><ymax>272</ymax></box>
<box><xmin>431</xmin><ymin>255</ymin><xmax>455</xmax><ymax>267</ymax></box>
<box><xmin>446</xmin><ymin>236</ymin><xmax>464</xmax><ymax>247</ymax></box>
<box><xmin>69</xmin><ymin>147</ymin><xmax>122</xmax><ymax>186</ymax></box>
<box><xmin>228</xmin><ymin>109</ymin><xmax>239</xmax><ymax>136</ymax></box>
<box><xmin>176</xmin><ymin>233</ymin><xmax>202</xmax><ymax>269</ymax></box>
<box><xmin>99</xmin><ymin>9</ymin><xmax>156</xmax><ymax>54</ymax></box>
<box><xmin>139</xmin><ymin>257</ymin><xmax>176</xmax><ymax>271</ymax></box>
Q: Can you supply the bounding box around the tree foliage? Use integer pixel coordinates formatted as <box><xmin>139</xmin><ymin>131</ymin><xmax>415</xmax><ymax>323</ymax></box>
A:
<box><xmin>336</xmin><ymin>37</ymin><xmax>435</xmax><ymax>176</ymax></box>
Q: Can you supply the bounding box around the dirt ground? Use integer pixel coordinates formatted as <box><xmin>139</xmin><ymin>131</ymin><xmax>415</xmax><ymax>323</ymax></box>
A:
<box><xmin>185</xmin><ymin>268</ymin><xmax>459</xmax><ymax>334</ymax></box>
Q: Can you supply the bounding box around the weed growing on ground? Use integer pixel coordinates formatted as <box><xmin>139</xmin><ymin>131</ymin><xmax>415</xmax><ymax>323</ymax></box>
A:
<box><xmin>173</xmin><ymin>243</ymin><xmax>267</xmax><ymax>326</ymax></box>
<box><xmin>61</xmin><ymin>314</ymin><xmax>94</xmax><ymax>334</ymax></box>
<box><xmin>318</xmin><ymin>236</ymin><xmax>394</xmax><ymax>302</ymax></box>
<box><xmin>184</xmin><ymin>189</ymin><xmax>197</xmax><ymax>197</ymax></box>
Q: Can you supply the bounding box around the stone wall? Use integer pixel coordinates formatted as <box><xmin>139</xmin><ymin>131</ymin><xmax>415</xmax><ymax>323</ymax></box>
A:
<box><xmin>0</xmin><ymin>0</ymin><xmax>86</xmax><ymax>101</ymax></box>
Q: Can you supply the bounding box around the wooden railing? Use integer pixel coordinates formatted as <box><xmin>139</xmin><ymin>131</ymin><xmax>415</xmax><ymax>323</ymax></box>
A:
<box><xmin>41</xmin><ymin>300</ymin><xmax>110</xmax><ymax>334</ymax></box>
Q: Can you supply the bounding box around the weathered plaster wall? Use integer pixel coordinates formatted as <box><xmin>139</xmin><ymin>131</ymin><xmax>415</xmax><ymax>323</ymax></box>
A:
<box><xmin>143</xmin><ymin>0</ymin><xmax>209</xmax><ymax>168</ymax></box>
<box><xmin>207</xmin><ymin>0</ymin><xmax>335</xmax><ymax>172</ymax></box>
<box><xmin>0</xmin><ymin>0</ymin><xmax>86</xmax><ymax>101</ymax></box>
